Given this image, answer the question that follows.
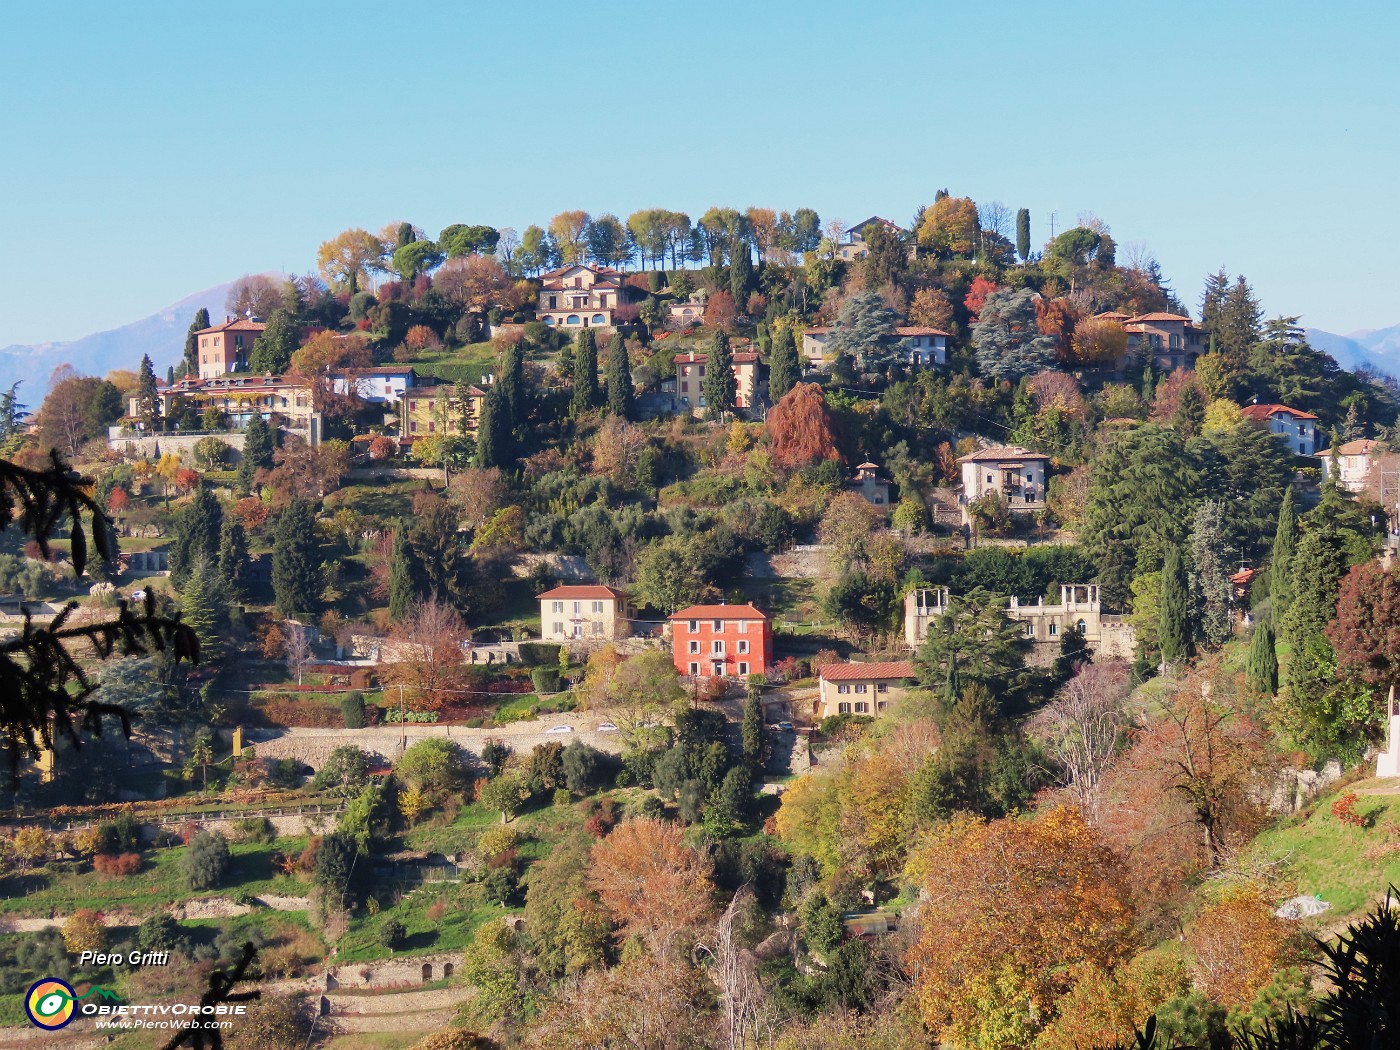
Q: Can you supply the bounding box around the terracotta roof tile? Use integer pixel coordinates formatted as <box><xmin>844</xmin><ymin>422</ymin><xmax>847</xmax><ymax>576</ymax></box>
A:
<box><xmin>820</xmin><ymin>660</ymin><xmax>915</xmax><ymax>681</ymax></box>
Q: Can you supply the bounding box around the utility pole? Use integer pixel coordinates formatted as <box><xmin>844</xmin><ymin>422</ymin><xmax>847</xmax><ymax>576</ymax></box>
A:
<box><xmin>1048</xmin><ymin>211</ymin><xmax>1058</xmax><ymax>240</ymax></box>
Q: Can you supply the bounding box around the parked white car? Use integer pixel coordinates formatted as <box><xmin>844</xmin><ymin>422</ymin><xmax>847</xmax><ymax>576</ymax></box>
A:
<box><xmin>596</xmin><ymin>722</ymin><xmax>619</xmax><ymax>733</ymax></box>
<box><xmin>545</xmin><ymin>725</ymin><xmax>574</xmax><ymax>734</ymax></box>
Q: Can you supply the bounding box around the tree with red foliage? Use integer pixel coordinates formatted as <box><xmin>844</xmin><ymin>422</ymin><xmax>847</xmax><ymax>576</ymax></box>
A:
<box><xmin>963</xmin><ymin>276</ymin><xmax>998</xmax><ymax>320</ymax></box>
<box><xmin>368</xmin><ymin>435</ymin><xmax>397</xmax><ymax>462</ymax></box>
<box><xmin>1327</xmin><ymin>561</ymin><xmax>1400</xmax><ymax>693</ymax></box>
<box><xmin>765</xmin><ymin>383</ymin><xmax>839</xmax><ymax>469</ymax></box>
<box><xmin>704</xmin><ymin>290</ymin><xmax>737</xmax><ymax>331</ymax></box>
<box><xmin>174</xmin><ymin>468</ymin><xmax>200</xmax><ymax>493</ymax></box>
<box><xmin>107</xmin><ymin>487</ymin><xmax>129</xmax><ymax>514</ymax></box>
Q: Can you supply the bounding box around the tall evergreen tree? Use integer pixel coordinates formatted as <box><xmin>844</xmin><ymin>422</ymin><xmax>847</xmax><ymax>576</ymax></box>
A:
<box><xmin>182</xmin><ymin>307</ymin><xmax>211</xmax><ymax>379</ymax></box>
<box><xmin>571</xmin><ymin>330</ymin><xmax>600</xmax><ymax>414</ymax></box>
<box><xmin>740</xmin><ymin>677</ymin><xmax>767</xmax><ymax>774</ymax></box>
<box><xmin>181</xmin><ymin>557</ymin><xmax>230</xmax><ymax>663</ymax></box>
<box><xmin>604</xmin><ymin>333</ymin><xmax>634</xmax><ymax>419</ymax></box>
<box><xmin>1189</xmin><ymin>500</ymin><xmax>1234</xmax><ymax>649</ymax></box>
<box><xmin>1269</xmin><ymin>487</ymin><xmax>1298</xmax><ymax>625</ymax></box>
<box><xmin>767</xmin><ymin>327</ymin><xmax>799</xmax><ymax>404</ymax></box>
<box><xmin>1246</xmin><ymin>619</ymin><xmax>1278</xmax><ymax>696</ymax></box>
<box><xmin>217</xmin><ymin>517</ymin><xmax>248</xmax><ymax>597</ymax></box>
<box><xmin>1276</xmin><ymin>522</ymin><xmax>1349</xmax><ymax>756</ymax></box>
<box><xmin>0</xmin><ymin>382</ymin><xmax>27</xmax><ymax>442</ymax></box>
<box><xmin>1217</xmin><ymin>275</ymin><xmax>1262</xmax><ymax>369</ymax></box>
<box><xmin>136</xmin><ymin>354</ymin><xmax>162</xmax><ymax>432</ymax></box>
<box><xmin>1158</xmin><ymin>544</ymin><xmax>1195</xmax><ymax>664</ymax></box>
<box><xmin>702</xmin><ymin>329</ymin><xmax>738</xmax><ymax>422</ymax></box>
<box><xmin>972</xmin><ymin>289</ymin><xmax>1058</xmax><ymax>381</ymax></box>
<box><xmin>729</xmin><ymin>247</ymin><xmax>753</xmax><ymax>307</ymax></box>
<box><xmin>1198</xmin><ymin>269</ymin><xmax>1230</xmax><ymax>338</ymax></box>
<box><xmin>388</xmin><ymin>522</ymin><xmax>416</xmax><ymax>623</ymax></box>
<box><xmin>241</xmin><ymin>410</ymin><xmax>275</xmax><ymax>467</ymax></box>
<box><xmin>1015</xmin><ymin>208</ymin><xmax>1031</xmax><ymax>261</ymax></box>
<box><xmin>169</xmin><ymin>486</ymin><xmax>223</xmax><ymax>588</ymax></box>
<box><xmin>249</xmin><ymin>308</ymin><xmax>299</xmax><ymax>373</ymax></box>
<box><xmin>476</xmin><ymin>383</ymin><xmax>511</xmax><ymax>470</ymax></box>
<box><xmin>498</xmin><ymin>340</ymin><xmax>526</xmax><ymax>430</ymax></box>
<box><xmin>272</xmin><ymin>498</ymin><xmax>321</xmax><ymax>617</ymax></box>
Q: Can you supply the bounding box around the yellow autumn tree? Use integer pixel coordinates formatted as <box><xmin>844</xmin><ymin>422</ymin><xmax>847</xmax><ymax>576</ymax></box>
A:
<box><xmin>587</xmin><ymin>818</ymin><xmax>713</xmax><ymax>954</ymax></box>
<box><xmin>905</xmin><ymin>805</ymin><xmax>1136</xmax><ymax>1049</ymax></box>
<box><xmin>1186</xmin><ymin>886</ymin><xmax>1294</xmax><ymax>1008</ymax></box>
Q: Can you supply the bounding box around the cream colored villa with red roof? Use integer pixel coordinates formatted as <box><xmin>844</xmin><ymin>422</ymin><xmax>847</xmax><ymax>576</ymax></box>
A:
<box><xmin>537</xmin><ymin>584</ymin><xmax>635</xmax><ymax>642</ymax></box>
<box><xmin>668</xmin><ymin>603</ymin><xmax>772</xmax><ymax>678</ymax></box>
<box><xmin>536</xmin><ymin>263</ymin><xmax>626</xmax><ymax>330</ymax></box>
<box><xmin>816</xmin><ymin>660</ymin><xmax>915</xmax><ymax>719</ymax></box>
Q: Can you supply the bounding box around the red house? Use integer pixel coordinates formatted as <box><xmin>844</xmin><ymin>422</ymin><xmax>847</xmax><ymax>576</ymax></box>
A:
<box><xmin>668</xmin><ymin>604</ymin><xmax>773</xmax><ymax>679</ymax></box>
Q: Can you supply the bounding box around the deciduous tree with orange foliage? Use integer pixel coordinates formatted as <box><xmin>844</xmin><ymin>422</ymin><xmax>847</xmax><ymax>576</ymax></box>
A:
<box><xmin>917</xmin><ymin>196</ymin><xmax>980</xmax><ymax>257</ymax></box>
<box><xmin>963</xmin><ymin>276</ymin><xmax>999</xmax><ymax>320</ymax></box>
<box><xmin>548</xmin><ymin>210</ymin><xmax>591</xmax><ymax>265</ymax></box>
<box><xmin>587</xmin><ymin>817</ymin><xmax>714</xmax><ymax>955</ymax></box>
<box><xmin>1186</xmin><ymin>886</ymin><xmax>1295</xmax><ymax>1008</ymax></box>
<box><xmin>908</xmin><ymin>286</ymin><xmax>955</xmax><ymax>331</ymax></box>
<box><xmin>1071</xmin><ymin>314</ymin><xmax>1128</xmax><ymax>366</ymax></box>
<box><xmin>765</xmin><ymin>383</ymin><xmax>839</xmax><ymax>469</ymax></box>
<box><xmin>904</xmin><ymin>805</ymin><xmax>1136</xmax><ymax>1050</ymax></box>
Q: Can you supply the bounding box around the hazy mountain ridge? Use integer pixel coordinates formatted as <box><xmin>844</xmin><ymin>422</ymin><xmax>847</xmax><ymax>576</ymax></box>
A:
<box><xmin>0</xmin><ymin>281</ymin><xmax>237</xmax><ymax>397</ymax></box>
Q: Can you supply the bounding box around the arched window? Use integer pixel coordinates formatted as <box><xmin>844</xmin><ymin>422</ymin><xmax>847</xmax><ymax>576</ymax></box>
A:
<box><xmin>543</xmin><ymin>316</ymin><xmax>556</xmax><ymax>325</ymax></box>
<box><xmin>566</xmin><ymin>314</ymin><xmax>581</xmax><ymax>325</ymax></box>
<box><xmin>591</xmin><ymin>314</ymin><xmax>606</xmax><ymax>325</ymax></box>
<box><xmin>1077</xmin><ymin>618</ymin><xmax>1087</xmax><ymax>633</ymax></box>
<box><xmin>422</xmin><ymin>964</ymin><xmax>433</xmax><ymax>981</ymax></box>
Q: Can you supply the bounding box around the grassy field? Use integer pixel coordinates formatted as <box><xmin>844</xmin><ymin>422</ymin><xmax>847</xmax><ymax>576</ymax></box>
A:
<box><xmin>1247</xmin><ymin>776</ymin><xmax>1400</xmax><ymax>919</ymax></box>
<box><xmin>336</xmin><ymin>879</ymin><xmax>507</xmax><ymax>962</ymax></box>
<box><xmin>0</xmin><ymin>838</ymin><xmax>310</xmax><ymax>917</ymax></box>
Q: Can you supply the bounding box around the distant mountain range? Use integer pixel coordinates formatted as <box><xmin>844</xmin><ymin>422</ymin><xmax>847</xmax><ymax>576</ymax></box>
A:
<box><xmin>1305</xmin><ymin>325</ymin><xmax>1400</xmax><ymax>376</ymax></box>
<box><xmin>0</xmin><ymin>281</ymin><xmax>239</xmax><ymax>400</ymax></box>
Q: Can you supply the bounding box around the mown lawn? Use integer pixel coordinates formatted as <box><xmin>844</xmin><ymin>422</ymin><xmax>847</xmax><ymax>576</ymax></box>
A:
<box><xmin>0</xmin><ymin>838</ymin><xmax>311</xmax><ymax>917</ymax></box>
<box><xmin>335</xmin><ymin>880</ymin><xmax>506</xmax><ymax>962</ymax></box>
<box><xmin>1248</xmin><ymin>777</ymin><xmax>1400</xmax><ymax>918</ymax></box>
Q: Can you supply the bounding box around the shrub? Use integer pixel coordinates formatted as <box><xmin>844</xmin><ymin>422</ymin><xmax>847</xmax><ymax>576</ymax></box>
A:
<box><xmin>480</xmin><ymin>739</ymin><xmax>512</xmax><ymax>776</ymax></box>
<box><xmin>182</xmin><ymin>830</ymin><xmax>231</xmax><ymax>890</ymax></box>
<box><xmin>93</xmin><ymin>852</ymin><xmax>142</xmax><ymax>877</ymax></box>
<box><xmin>341</xmin><ymin>691</ymin><xmax>367</xmax><ymax>729</ymax></box>
<box><xmin>231</xmin><ymin>817</ymin><xmax>277</xmax><ymax>844</ymax></box>
<box><xmin>638</xmin><ymin>795</ymin><xmax>666</xmax><ymax>820</ymax></box>
<box><xmin>517</xmin><ymin>642</ymin><xmax>562</xmax><ymax>667</ymax></box>
<box><xmin>96</xmin><ymin>813</ymin><xmax>142</xmax><ymax>855</ymax></box>
<box><xmin>530</xmin><ymin>667</ymin><xmax>562</xmax><ymax>693</ymax></box>
<box><xmin>552</xmin><ymin>787</ymin><xmax>572</xmax><ymax>808</ymax></box>
<box><xmin>482</xmin><ymin>865</ymin><xmax>519</xmax><ymax>906</ymax></box>
<box><xmin>476</xmin><ymin>824</ymin><xmax>520</xmax><ymax>860</ymax></box>
<box><xmin>62</xmin><ymin>910</ymin><xmax>106</xmax><ymax>955</ymax></box>
<box><xmin>264</xmin><ymin>758</ymin><xmax>305</xmax><ymax>788</ymax></box>
<box><xmin>137</xmin><ymin>914</ymin><xmax>188</xmax><ymax>955</ymax></box>
<box><xmin>562</xmin><ymin>740</ymin><xmax>607</xmax><ymax>795</ymax></box>
<box><xmin>379</xmin><ymin>919</ymin><xmax>407</xmax><ymax>951</ymax></box>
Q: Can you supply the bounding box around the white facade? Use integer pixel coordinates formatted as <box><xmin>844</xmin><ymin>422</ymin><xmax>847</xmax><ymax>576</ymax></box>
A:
<box><xmin>331</xmin><ymin>369</ymin><xmax>416</xmax><ymax>404</ymax></box>
<box><xmin>1378</xmin><ymin>687</ymin><xmax>1400</xmax><ymax>778</ymax></box>
<box><xmin>1244</xmin><ymin>405</ymin><xmax>1318</xmax><ymax>456</ymax></box>
<box><xmin>958</xmin><ymin>446</ymin><xmax>1049</xmax><ymax>511</ymax></box>
<box><xmin>1318</xmin><ymin>439</ymin><xmax>1382</xmax><ymax>494</ymax></box>
<box><xmin>903</xmin><ymin>587</ymin><xmax>950</xmax><ymax>648</ymax></box>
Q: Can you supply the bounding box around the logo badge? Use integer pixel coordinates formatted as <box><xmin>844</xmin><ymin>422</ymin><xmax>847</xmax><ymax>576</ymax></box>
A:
<box><xmin>25</xmin><ymin>978</ymin><xmax>77</xmax><ymax>1029</ymax></box>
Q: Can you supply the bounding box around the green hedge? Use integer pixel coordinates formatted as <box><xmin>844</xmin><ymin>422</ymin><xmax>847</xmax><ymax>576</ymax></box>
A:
<box><xmin>518</xmin><ymin>642</ymin><xmax>562</xmax><ymax>667</ymax></box>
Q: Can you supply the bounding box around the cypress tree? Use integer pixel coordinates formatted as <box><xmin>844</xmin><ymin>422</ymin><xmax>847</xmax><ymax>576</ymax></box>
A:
<box><xmin>249</xmin><ymin>308</ymin><xmax>299</xmax><ymax>374</ymax></box>
<box><xmin>272</xmin><ymin>498</ymin><xmax>321</xmax><ymax>617</ymax></box>
<box><xmin>729</xmin><ymin>248</ymin><xmax>753</xmax><ymax>307</ymax></box>
<box><xmin>476</xmin><ymin>384</ymin><xmax>510</xmax><ymax>470</ymax></box>
<box><xmin>169</xmin><ymin>486</ymin><xmax>223</xmax><ymax>588</ymax></box>
<box><xmin>741</xmin><ymin>678</ymin><xmax>766</xmax><ymax>774</ymax></box>
<box><xmin>217</xmin><ymin>517</ymin><xmax>248</xmax><ymax>596</ymax></box>
<box><xmin>1277</xmin><ymin>523</ymin><xmax>1349</xmax><ymax>754</ymax></box>
<box><xmin>183</xmin><ymin>307</ymin><xmax>211</xmax><ymax>378</ymax></box>
<box><xmin>571</xmin><ymin>331</ymin><xmax>599</xmax><ymax>414</ymax></box>
<box><xmin>498</xmin><ymin>341</ymin><xmax>525</xmax><ymax>429</ymax></box>
<box><xmin>1246</xmin><ymin>619</ymin><xmax>1278</xmax><ymax>696</ymax></box>
<box><xmin>1015</xmin><ymin>208</ymin><xmax>1031</xmax><ymax>261</ymax></box>
<box><xmin>1269</xmin><ymin>487</ymin><xmax>1298</xmax><ymax>625</ymax></box>
<box><xmin>388</xmin><ymin>523</ymin><xmax>416</xmax><ymax>623</ymax></box>
<box><xmin>137</xmin><ymin>354</ymin><xmax>162</xmax><ymax>432</ymax></box>
<box><xmin>768</xmin><ymin>326</ymin><xmax>799</xmax><ymax>404</ymax></box>
<box><xmin>1158</xmin><ymin>544</ymin><xmax>1194</xmax><ymax>664</ymax></box>
<box><xmin>604</xmin><ymin>333</ymin><xmax>634</xmax><ymax>419</ymax></box>
<box><xmin>702</xmin><ymin>329</ymin><xmax>737</xmax><ymax>422</ymax></box>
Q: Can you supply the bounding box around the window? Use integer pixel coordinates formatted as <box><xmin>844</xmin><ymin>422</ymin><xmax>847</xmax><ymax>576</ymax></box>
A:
<box><xmin>737</xmin><ymin>620</ymin><xmax>748</xmax><ymax>633</ymax></box>
<box><xmin>876</xmin><ymin>682</ymin><xmax>888</xmax><ymax>693</ymax></box>
<box><xmin>1049</xmin><ymin>623</ymin><xmax>1057</xmax><ymax>636</ymax></box>
<box><xmin>877</xmin><ymin>701</ymin><xmax>888</xmax><ymax>711</ymax></box>
<box><xmin>689</xmin><ymin>662</ymin><xmax>700</xmax><ymax>676</ymax></box>
<box><xmin>572</xmin><ymin>602</ymin><xmax>581</xmax><ymax>614</ymax></box>
<box><xmin>689</xmin><ymin>620</ymin><xmax>699</xmax><ymax>633</ymax></box>
<box><xmin>592</xmin><ymin>621</ymin><xmax>602</xmax><ymax>636</ymax></box>
<box><xmin>987</xmin><ymin>473</ymin><xmax>994</xmax><ymax>483</ymax></box>
<box><xmin>837</xmin><ymin>684</ymin><xmax>850</xmax><ymax>694</ymax></box>
<box><xmin>409</xmin><ymin>401</ymin><xmax>417</xmax><ymax>413</ymax></box>
<box><xmin>855</xmin><ymin>702</ymin><xmax>869</xmax><ymax>713</ymax></box>
<box><xmin>548</xmin><ymin>295</ymin><xmax>557</xmax><ymax>308</ymax></box>
<box><xmin>699</xmin><ymin>365</ymin><xmax>706</xmax><ymax>376</ymax></box>
<box><xmin>591</xmin><ymin>314</ymin><xmax>606</xmax><ymax>325</ymax></box>
<box><xmin>712</xmin><ymin>640</ymin><xmax>725</xmax><ymax>654</ymax></box>
<box><xmin>1025</xmin><ymin>623</ymin><xmax>1036</xmax><ymax>638</ymax></box>
<box><xmin>737</xmin><ymin>640</ymin><xmax>749</xmax><ymax>654</ymax></box>
<box><xmin>1026</xmin><ymin>472</ymin><xmax>1034</xmax><ymax>482</ymax></box>
<box><xmin>737</xmin><ymin>662</ymin><xmax>748</xmax><ymax>675</ymax></box>
<box><xmin>552</xmin><ymin>601</ymin><xmax>563</xmax><ymax>613</ymax></box>
<box><xmin>681</xmin><ymin>381</ymin><xmax>688</xmax><ymax>392</ymax></box>
<box><xmin>552</xmin><ymin>622</ymin><xmax>563</xmax><ymax>635</ymax></box>
<box><xmin>566</xmin><ymin>314</ymin><xmax>580</xmax><ymax>325</ymax></box>
<box><xmin>689</xmin><ymin>640</ymin><xmax>700</xmax><ymax>654</ymax></box>
<box><xmin>838</xmin><ymin>702</ymin><xmax>851</xmax><ymax>714</ymax></box>
<box><xmin>855</xmin><ymin>684</ymin><xmax>867</xmax><ymax>693</ymax></box>
<box><xmin>410</xmin><ymin>421</ymin><xmax>418</xmax><ymax>433</ymax></box>
<box><xmin>713</xmin><ymin>620</ymin><xmax>722</xmax><ymax>631</ymax></box>
<box><xmin>428</xmin><ymin>421</ymin><xmax>435</xmax><ymax>433</ymax></box>
<box><xmin>1077</xmin><ymin>618</ymin><xmax>1087</xmax><ymax>633</ymax></box>
<box><xmin>591</xmin><ymin>601</ymin><xmax>603</xmax><ymax>614</ymax></box>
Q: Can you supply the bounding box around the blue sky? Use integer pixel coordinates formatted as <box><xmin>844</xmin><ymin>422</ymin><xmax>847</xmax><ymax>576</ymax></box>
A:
<box><xmin>2</xmin><ymin>0</ymin><xmax>1397</xmax><ymax>347</ymax></box>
